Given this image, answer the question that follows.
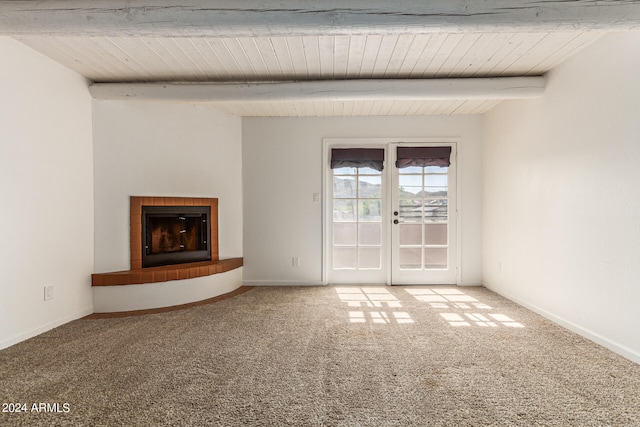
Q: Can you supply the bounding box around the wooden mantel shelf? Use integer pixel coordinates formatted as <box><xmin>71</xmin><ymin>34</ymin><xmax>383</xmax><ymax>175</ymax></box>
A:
<box><xmin>91</xmin><ymin>258</ymin><xmax>243</xmax><ymax>287</ymax></box>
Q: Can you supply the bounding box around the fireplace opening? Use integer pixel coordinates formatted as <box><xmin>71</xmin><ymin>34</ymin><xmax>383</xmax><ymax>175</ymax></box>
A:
<box><xmin>142</xmin><ymin>206</ymin><xmax>211</xmax><ymax>268</ymax></box>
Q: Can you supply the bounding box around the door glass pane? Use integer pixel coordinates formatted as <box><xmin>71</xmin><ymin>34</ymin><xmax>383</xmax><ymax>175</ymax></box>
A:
<box><xmin>400</xmin><ymin>186</ymin><xmax>423</xmax><ymax>197</ymax></box>
<box><xmin>334</xmin><ymin>247</ymin><xmax>357</xmax><ymax>269</ymax></box>
<box><xmin>400</xmin><ymin>248</ymin><xmax>422</xmax><ymax>269</ymax></box>
<box><xmin>424</xmin><ymin>223</ymin><xmax>447</xmax><ymax>245</ymax></box>
<box><xmin>399</xmin><ymin>175</ymin><xmax>422</xmax><ymax>188</ymax></box>
<box><xmin>425</xmin><ymin>166</ymin><xmax>448</xmax><ymax>174</ymax></box>
<box><xmin>423</xmin><ymin>199</ymin><xmax>447</xmax><ymax>222</ymax></box>
<box><xmin>425</xmin><ymin>248</ymin><xmax>447</xmax><ymax>269</ymax></box>
<box><xmin>334</xmin><ymin>223</ymin><xmax>357</xmax><ymax>245</ymax></box>
<box><xmin>334</xmin><ymin>200</ymin><xmax>356</xmax><ymax>221</ymax></box>
<box><xmin>358</xmin><ymin>200</ymin><xmax>381</xmax><ymax>221</ymax></box>
<box><xmin>399</xmin><ymin>198</ymin><xmax>423</xmax><ymax>222</ymax></box>
<box><xmin>359</xmin><ymin>223</ymin><xmax>381</xmax><ymax>245</ymax></box>
<box><xmin>400</xmin><ymin>166</ymin><xmax>423</xmax><ymax>174</ymax></box>
<box><xmin>334</xmin><ymin>176</ymin><xmax>356</xmax><ymax>198</ymax></box>
<box><xmin>425</xmin><ymin>187</ymin><xmax>448</xmax><ymax>197</ymax></box>
<box><xmin>358</xmin><ymin>167</ymin><xmax>380</xmax><ymax>175</ymax></box>
<box><xmin>358</xmin><ymin>176</ymin><xmax>382</xmax><ymax>198</ymax></box>
<box><xmin>425</xmin><ymin>175</ymin><xmax>448</xmax><ymax>197</ymax></box>
<box><xmin>358</xmin><ymin>248</ymin><xmax>381</xmax><ymax>269</ymax></box>
<box><xmin>334</xmin><ymin>167</ymin><xmax>357</xmax><ymax>175</ymax></box>
<box><xmin>425</xmin><ymin>175</ymin><xmax>448</xmax><ymax>187</ymax></box>
<box><xmin>399</xmin><ymin>224</ymin><xmax>422</xmax><ymax>245</ymax></box>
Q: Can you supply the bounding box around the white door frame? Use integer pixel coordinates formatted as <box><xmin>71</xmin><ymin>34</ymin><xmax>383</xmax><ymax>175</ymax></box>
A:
<box><xmin>322</xmin><ymin>138</ymin><xmax>462</xmax><ymax>285</ymax></box>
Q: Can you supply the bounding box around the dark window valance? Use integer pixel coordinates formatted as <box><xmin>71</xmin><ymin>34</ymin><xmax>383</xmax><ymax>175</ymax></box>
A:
<box><xmin>396</xmin><ymin>146</ymin><xmax>452</xmax><ymax>168</ymax></box>
<box><xmin>331</xmin><ymin>148</ymin><xmax>385</xmax><ymax>171</ymax></box>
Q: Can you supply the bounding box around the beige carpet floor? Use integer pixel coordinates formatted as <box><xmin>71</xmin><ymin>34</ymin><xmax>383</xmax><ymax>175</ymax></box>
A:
<box><xmin>1</xmin><ymin>285</ymin><xmax>639</xmax><ymax>426</ymax></box>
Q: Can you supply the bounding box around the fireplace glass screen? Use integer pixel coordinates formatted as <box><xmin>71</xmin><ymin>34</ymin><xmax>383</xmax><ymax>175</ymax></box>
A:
<box><xmin>142</xmin><ymin>206</ymin><xmax>211</xmax><ymax>267</ymax></box>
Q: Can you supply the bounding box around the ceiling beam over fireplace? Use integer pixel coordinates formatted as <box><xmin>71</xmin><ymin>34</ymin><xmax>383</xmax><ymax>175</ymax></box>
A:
<box><xmin>1</xmin><ymin>0</ymin><xmax>640</xmax><ymax>37</ymax></box>
<box><xmin>88</xmin><ymin>77</ymin><xmax>546</xmax><ymax>103</ymax></box>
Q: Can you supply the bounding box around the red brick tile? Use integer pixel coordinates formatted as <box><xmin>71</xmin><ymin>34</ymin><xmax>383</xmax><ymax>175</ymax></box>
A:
<box><xmin>130</xmin><ymin>215</ymin><xmax>141</xmax><ymax>228</ymax></box>
<box><xmin>154</xmin><ymin>270</ymin><xmax>167</xmax><ymax>282</ymax></box>
<box><xmin>178</xmin><ymin>269</ymin><xmax>190</xmax><ymax>280</ymax></box>
<box><xmin>129</xmin><ymin>271</ymin><xmax>142</xmax><ymax>285</ymax></box>
<box><xmin>142</xmin><ymin>270</ymin><xmax>154</xmax><ymax>284</ymax></box>
<box><xmin>130</xmin><ymin>197</ymin><xmax>142</xmax><ymax>214</ymax></box>
<box><xmin>105</xmin><ymin>275</ymin><xmax>124</xmax><ymax>286</ymax></box>
<box><xmin>91</xmin><ymin>275</ymin><xmax>104</xmax><ymax>286</ymax></box>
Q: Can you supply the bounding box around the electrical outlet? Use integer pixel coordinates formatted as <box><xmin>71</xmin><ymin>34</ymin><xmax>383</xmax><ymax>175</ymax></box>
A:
<box><xmin>313</xmin><ymin>193</ymin><xmax>321</xmax><ymax>203</ymax></box>
<box><xmin>44</xmin><ymin>285</ymin><xmax>54</xmax><ymax>301</ymax></box>
<box><xmin>292</xmin><ymin>257</ymin><xmax>301</xmax><ymax>267</ymax></box>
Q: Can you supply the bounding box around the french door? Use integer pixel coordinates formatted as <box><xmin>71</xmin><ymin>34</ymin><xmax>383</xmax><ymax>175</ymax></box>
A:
<box><xmin>389</xmin><ymin>143</ymin><xmax>457</xmax><ymax>284</ymax></box>
<box><xmin>327</xmin><ymin>146</ymin><xmax>387</xmax><ymax>283</ymax></box>
<box><xmin>326</xmin><ymin>140</ymin><xmax>457</xmax><ymax>285</ymax></box>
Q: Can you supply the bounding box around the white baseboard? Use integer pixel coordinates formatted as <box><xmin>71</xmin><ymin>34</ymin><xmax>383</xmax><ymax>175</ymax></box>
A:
<box><xmin>243</xmin><ymin>280</ymin><xmax>324</xmax><ymax>287</ymax></box>
<box><xmin>0</xmin><ymin>306</ymin><xmax>94</xmax><ymax>351</ymax></box>
<box><xmin>484</xmin><ymin>282</ymin><xmax>640</xmax><ymax>365</ymax></box>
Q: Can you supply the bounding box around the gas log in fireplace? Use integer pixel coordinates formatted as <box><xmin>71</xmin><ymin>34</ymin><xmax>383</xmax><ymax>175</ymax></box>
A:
<box><xmin>129</xmin><ymin>197</ymin><xmax>219</xmax><ymax>270</ymax></box>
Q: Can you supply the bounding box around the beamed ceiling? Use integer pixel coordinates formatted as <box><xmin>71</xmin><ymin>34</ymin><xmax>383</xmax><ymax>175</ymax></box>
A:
<box><xmin>3</xmin><ymin>1</ymin><xmax>640</xmax><ymax>116</ymax></box>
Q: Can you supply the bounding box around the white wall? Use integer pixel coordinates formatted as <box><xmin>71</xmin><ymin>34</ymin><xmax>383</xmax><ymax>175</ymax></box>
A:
<box><xmin>242</xmin><ymin>116</ymin><xmax>483</xmax><ymax>285</ymax></box>
<box><xmin>0</xmin><ymin>38</ymin><xmax>94</xmax><ymax>349</ymax></box>
<box><xmin>93</xmin><ymin>101</ymin><xmax>243</xmax><ymax>271</ymax></box>
<box><xmin>92</xmin><ymin>101</ymin><xmax>243</xmax><ymax>305</ymax></box>
<box><xmin>483</xmin><ymin>32</ymin><xmax>640</xmax><ymax>363</ymax></box>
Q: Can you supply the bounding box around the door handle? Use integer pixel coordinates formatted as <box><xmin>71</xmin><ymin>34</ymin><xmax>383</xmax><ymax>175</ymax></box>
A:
<box><xmin>393</xmin><ymin>211</ymin><xmax>399</xmax><ymax>216</ymax></box>
<box><xmin>393</xmin><ymin>219</ymin><xmax>399</xmax><ymax>224</ymax></box>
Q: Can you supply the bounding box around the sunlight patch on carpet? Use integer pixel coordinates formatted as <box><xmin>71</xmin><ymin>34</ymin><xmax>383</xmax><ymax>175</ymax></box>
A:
<box><xmin>335</xmin><ymin>286</ymin><xmax>525</xmax><ymax>328</ymax></box>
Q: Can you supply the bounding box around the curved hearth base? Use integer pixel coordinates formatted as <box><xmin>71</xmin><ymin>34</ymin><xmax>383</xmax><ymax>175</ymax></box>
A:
<box><xmin>92</xmin><ymin>262</ymin><xmax>243</xmax><ymax>313</ymax></box>
<box><xmin>87</xmin><ymin>286</ymin><xmax>253</xmax><ymax>318</ymax></box>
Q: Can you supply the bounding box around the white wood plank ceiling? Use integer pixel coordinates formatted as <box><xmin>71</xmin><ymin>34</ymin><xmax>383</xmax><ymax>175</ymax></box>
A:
<box><xmin>5</xmin><ymin>1</ymin><xmax>638</xmax><ymax>116</ymax></box>
<box><xmin>14</xmin><ymin>32</ymin><xmax>600</xmax><ymax>116</ymax></box>
<box><xmin>16</xmin><ymin>32</ymin><xmax>601</xmax><ymax>83</ymax></box>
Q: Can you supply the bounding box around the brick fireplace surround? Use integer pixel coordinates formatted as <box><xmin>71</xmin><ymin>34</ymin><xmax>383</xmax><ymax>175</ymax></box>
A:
<box><xmin>91</xmin><ymin>196</ymin><xmax>243</xmax><ymax>287</ymax></box>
